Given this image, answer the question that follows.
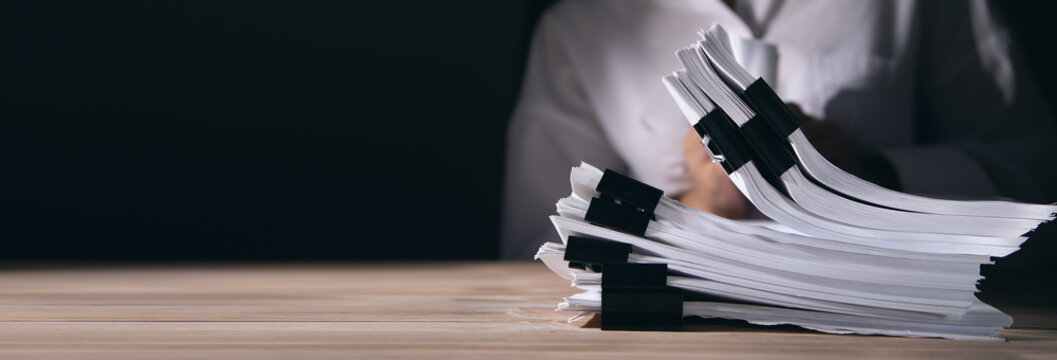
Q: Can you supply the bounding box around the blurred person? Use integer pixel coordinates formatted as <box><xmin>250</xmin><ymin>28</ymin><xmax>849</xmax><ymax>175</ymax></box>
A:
<box><xmin>502</xmin><ymin>0</ymin><xmax>1057</xmax><ymax>259</ymax></box>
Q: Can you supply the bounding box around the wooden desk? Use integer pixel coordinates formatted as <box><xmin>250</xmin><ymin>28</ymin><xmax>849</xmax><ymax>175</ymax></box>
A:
<box><xmin>0</xmin><ymin>262</ymin><xmax>1053</xmax><ymax>359</ymax></box>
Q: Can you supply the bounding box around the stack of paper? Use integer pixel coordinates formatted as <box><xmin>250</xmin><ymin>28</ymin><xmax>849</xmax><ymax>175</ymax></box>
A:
<box><xmin>533</xmin><ymin>24</ymin><xmax>1055</xmax><ymax>341</ymax></box>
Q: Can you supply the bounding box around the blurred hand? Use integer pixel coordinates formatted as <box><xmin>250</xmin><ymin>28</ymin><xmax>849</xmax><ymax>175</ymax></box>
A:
<box><xmin>679</xmin><ymin>129</ymin><xmax>749</xmax><ymax>219</ymax></box>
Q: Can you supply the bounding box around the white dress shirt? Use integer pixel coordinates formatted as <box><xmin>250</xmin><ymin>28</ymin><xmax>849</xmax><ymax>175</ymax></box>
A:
<box><xmin>501</xmin><ymin>0</ymin><xmax>1056</xmax><ymax>259</ymax></box>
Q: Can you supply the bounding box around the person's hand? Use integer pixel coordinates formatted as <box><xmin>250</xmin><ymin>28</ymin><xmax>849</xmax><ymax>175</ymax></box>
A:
<box><xmin>679</xmin><ymin>129</ymin><xmax>749</xmax><ymax>219</ymax></box>
<box><xmin>787</xmin><ymin>103</ymin><xmax>900</xmax><ymax>190</ymax></box>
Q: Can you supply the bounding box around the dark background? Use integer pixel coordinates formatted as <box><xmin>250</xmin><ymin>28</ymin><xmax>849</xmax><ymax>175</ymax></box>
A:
<box><xmin>1</xmin><ymin>0</ymin><xmax>1055</xmax><ymax>289</ymax></box>
<box><xmin>1</xmin><ymin>1</ymin><xmax>552</xmax><ymax>261</ymax></box>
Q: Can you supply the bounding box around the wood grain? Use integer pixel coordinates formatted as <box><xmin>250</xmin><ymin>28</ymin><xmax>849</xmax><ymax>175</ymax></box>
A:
<box><xmin>0</xmin><ymin>262</ymin><xmax>1053</xmax><ymax>359</ymax></box>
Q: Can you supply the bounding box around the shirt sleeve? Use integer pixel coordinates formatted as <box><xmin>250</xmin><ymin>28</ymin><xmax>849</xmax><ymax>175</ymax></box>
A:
<box><xmin>880</xmin><ymin>0</ymin><xmax>1057</xmax><ymax>202</ymax></box>
<box><xmin>500</xmin><ymin>10</ymin><xmax>627</xmax><ymax>259</ymax></box>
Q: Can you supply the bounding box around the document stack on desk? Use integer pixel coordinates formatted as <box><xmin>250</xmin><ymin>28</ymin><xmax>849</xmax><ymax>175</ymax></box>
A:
<box><xmin>533</xmin><ymin>24</ymin><xmax>1056</xmax><ymax>341</ymax></box>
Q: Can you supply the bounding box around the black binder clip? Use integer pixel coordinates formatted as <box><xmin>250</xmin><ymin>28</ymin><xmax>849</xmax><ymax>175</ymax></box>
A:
<box><xmin>595</xmin><ymin>169</ymin><xmax>663</xmax><ymax>214</ymax></box>
<box><xmin>600</xmin><ymin>263</ymin><xmax>683</xmax><ymax>331</ymax></box>
<box><xmin>741</xmin><ymin>78</ymin><xmax>801</xmax><ymax>138</ymax></box>
<box><xmin>584</xmin><ymin>170</ymin><xmax>663</xmax><ymax>236</ymax></box>
<box><xmin>584</xmin><ymin>197</ymin><xmax>652</xmax><ymax>236</ymax></box>
<box><xmin>694</xmin><ymin>108</ymin><xmax>752</xmax><ymax>174</ymax></box>
<box><xmin>563</xmin><ymin>236</ymin><xmax>632</xmax><ymax>272</ymax></box>
<box><xmin>695</xmin><ymin>108</ymin><xmax>790</xmax><ymax>195</ymax></box>
<box><xmin>740</xmin><ymin>114</ymin><xmax>797</xmax><ymax>176</ymax></box>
